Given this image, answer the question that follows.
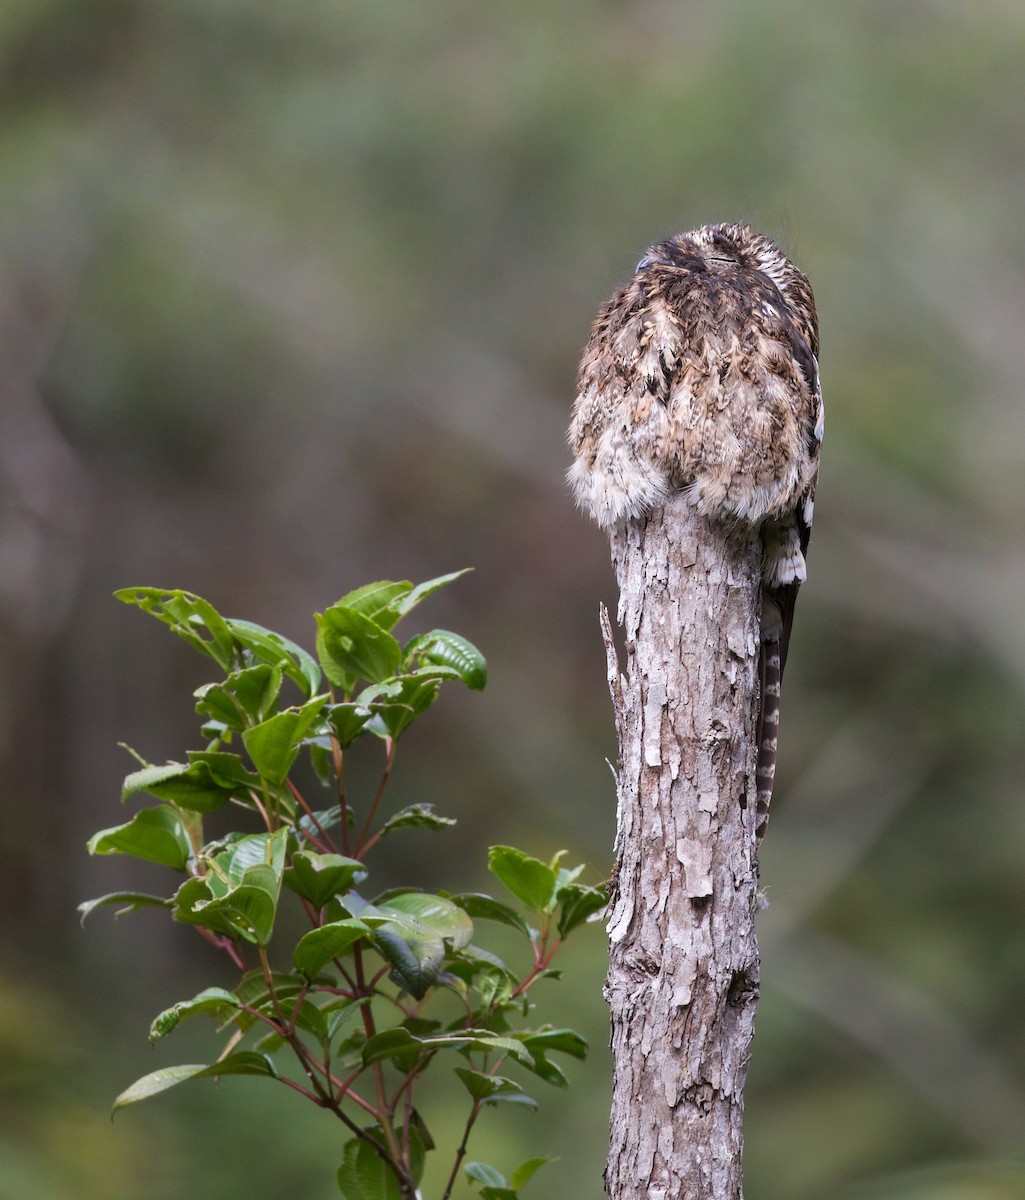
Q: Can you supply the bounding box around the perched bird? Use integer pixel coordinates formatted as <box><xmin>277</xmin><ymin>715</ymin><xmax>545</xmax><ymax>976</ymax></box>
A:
<box><xmin>568</xmin><ymin>222</ymin><xmax>822</xmax><ymax>836</ymax></box>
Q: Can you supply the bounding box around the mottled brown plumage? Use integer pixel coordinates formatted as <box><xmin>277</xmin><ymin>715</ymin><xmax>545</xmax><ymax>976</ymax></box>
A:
<box><xmin>569</xmin><ymin>222</ymin><xmax>822</xmax><ymax>835</ymax></box>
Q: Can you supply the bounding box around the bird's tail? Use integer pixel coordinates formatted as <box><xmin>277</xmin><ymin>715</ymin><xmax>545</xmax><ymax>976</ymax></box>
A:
<box><xmin>755</xmin><ymin>636</ymin><xmax>782</xmax><ymax>839</ymax></box>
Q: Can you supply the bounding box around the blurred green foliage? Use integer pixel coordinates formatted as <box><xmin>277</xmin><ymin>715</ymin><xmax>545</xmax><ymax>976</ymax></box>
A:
<box><xmin>3</xmin><ymin>0</ymin><xmax>1025</xmax><ymax>1197</ymax></box>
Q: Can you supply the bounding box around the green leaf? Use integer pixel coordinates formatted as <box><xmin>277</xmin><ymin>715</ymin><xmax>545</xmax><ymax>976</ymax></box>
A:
<box><xmin>175</xmin><ymin>829</ymin><xmax>287</xmax><ymax>944</ymax></box>
<box><xmin>194</xmin><ymin>664</ymin><xmax>283</xmax><ymax>730</ymax></box>
<box><xmin>337</xmin><ymin>1127</ymin><xmax>425</xmax><ymax>1200</ymax></box>
<box><xmin>552</xmin><ymin>854</ymin><xmax>583</xmax><ymax>889</ymax></box>
<box><xmin>361</xmin><ymin>1027</ymin><xmax>425</xmax><ymax>1069</ymax></box>
<box><xmin>182</xmin><ymin>754</ymin><xmax>285</xmax><ymax>819</ymax></box>
<box><xmin>333</xmin><ymin>581</ymin><xmax>414</xmax><ymax>631</ymax></box>
<box><xmin>280</xmin><ymin>995</ymin><xmax>330</xmax><ymax>1043</ymax></box>
<box><xmin>453</xmin><ymin>1068</ymin><xmax>538</xmax><ymax>1110</ymax></box>
<box><xmin>316</xmin><ymin>605</ymin><xmax>402</xmax><ymax>690</ymax></box>
<box><xmin>479</xmin><ymin>1188</ymin><xmax>519</xmax><ymax>1200</ymax></box>
<box><xmin>115</xmin><ymin>588</ymin><xmax>236</xmax><ymax>671</ymax></box>
<box><xmin>77</xmin><ymin>892</ymin><xmax>173</xmax><ymax>924</ymax></box>
<box><xmin>355</xmin><ymin>676</ymin><xmax>441</xmax><ymax>739</ymax></box>
<box><xmin>486</xmin><ymin>1092</ymin><xmax>542</xmax><ymax>1111</ymax></box>
<box><xmin>221</xmin><ymin>663</ymin><xmax>282</xmax><ymax>724</ymax></box>
<box><xmin>374</xmin><ymin>929</ymin><xmax>436</xmax><ymax>1000</ymax></box>
<box><xmin>446</xmin><ymin>893</ymin><xmax>532</xmax><ymax>939</ymax></box>
<box><xmin>403</xmin><ymin>629</ymin><xmax>487</xmax><ymax>690</ymax></box>
<box><xmin>175</xmin><ymin>878</ymin><xmax>277</xmax><ymax>944</ymax></box>
<box><xmin>391</xmin><ymin>569</ymin><xmax>472</xmax><ymax>620</ymax></box>
<box><xmin>113</xmin><ymin>1065</ymin><xmax>210</xmax><ymax>1112</ymax></box>
<box><xmin>510</xmin><ymin>1158</ymin><xmax>552</xmax><ymax>1192</ymax></box>
<box><xmin>367</xmin><ymin>891</ymin><xmax>474</xmax><ymax>999</ymax></box>
<box><xmin>210</xmin><ymin>827</ymin><xmax>288</xmax><ymax>886</ymax></box>
<box><xmin>225</xmin><ymin>617</ymin><xmax>321</xmax><ymax>698</ymax></box>
<box><xmin>284</xmin><ymin>852</ymin><xmax>367</xmax><ymax>909</ymax></box>
<box><xmin>112</xmin><ymin>1052</ymin><xmax>277</xmax><ymax>1113</ymax></box>
<box><xmin>234</xmin><ymin>969</ymin><xmax>308</xmax><ymax>1014</ymax></box>
<box><xmin>468</xmin><ymin>962</ymin><xmax>518</xmax><ymax>1011</ymax></box>
<box><xmin>299</xmin><ymin>805</ymin><xmax>352</xmax><ymax>840</ymax></box>
<box><xmin>293</xmin><ymin>919</ymin><xmax>371</xmax><ymax>976</ymax></box>
<box><xmin>377</xmin><ymin>891</ymin><xmax>475</xmax><ymax>941</ymax></box>
<box><xmin>516</xmin><ymin>1055</ymin><xmax>568</xmax><ymax>1088</ymax></box>
<box><xmin>465</xmin><ymin>1162</ymin><xmax>507</xmax><ymax>1188</ymax></box>
<box><xmin>149</xmin><ymin>987</ymin><xmax>240</xmax><ymax>1043</ymax></box>
<box><xmin>325</xmin><ymin>997</ymin><xmax>370</xmax><ymax>1043</ymax></box>
<box><xmin>241</xmin><ymin>696</ymin><xmax>326</xmax><ymax>785</ymax></box>
<box><xmin>326</xmin><ymin>702</ymin><xmax>373</xmax><ymax>747</ymax></box>
<box><xmin>379</xmin><ymin>804</ymin><xmax>456</xmax><ymax>837</ymax></box>
<box><xmin>556</xmin><ymin>881</ymin><xmax>607</xmax><ymax>937</ymax></box>
<box><xmin>121</xmin><ymin>759</ymin><xmax>236</xmax><ymax>814</ymax></box>
<box><xmin>307</xmin><ymin>740</ymin><xmax>333</xmax><ymax>782</ymax></box>
<box><xmin>444</xmin><ymin>944</ymin><xmax>514</xmax><ymax>984</ymax></box>
<box><xmin>514</xmin><ymin>1028</ymin><xmax>589</xmax><ymax>1088</ymax></box>
<box><xmin>193</xmin><ymin>682</ymin><xmax>246</xmax><ymax>731</ymax></box>
<box><xmin>518</xmin><ymin>1028</ymin><xmax>588</xmax><ymax>1059</ymax></box>
<box><xmin>488</xmin><ymin>847</ymin><xmax>557</xmax><ymax>913</ymax></box>
<box><xmin>87</xmin><ymin>807</ymin><xmax>190</xmax><ymax>869</ymax></box>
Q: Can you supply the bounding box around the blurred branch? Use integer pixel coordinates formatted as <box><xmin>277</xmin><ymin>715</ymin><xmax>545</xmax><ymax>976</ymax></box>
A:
<box><xmin>768</xmin><ymin>918</ymin><xmax>1025</xmax><ymax>1152</ymax></box>
<box><xmin>761</xmin><ymin>703</ymin><xmax>927</xmax><ymax>935</ymax></box>
<box><xmin>0</xmin><ymin>282</ymin><xmax>93</xmax><ymax>642</ymax></box>
<box><xmin>859</xmin><ymin>531</ymin><xmax>1025</xmax><ymax>688</ymax></box>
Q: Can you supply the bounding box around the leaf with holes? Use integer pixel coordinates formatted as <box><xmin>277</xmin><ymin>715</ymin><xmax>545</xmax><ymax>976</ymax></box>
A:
<box><xmin>115</xmin><ymin>588</ymin><xmax>237</xmax><ymax>670</ymax></box>
<box><xmin>378</xmin><ymin>803</ymin><xmax>456</xmax><ymax>837</ymax></box>
<box><xmin>121</xmin><ymin>760</ymin><xmax>236</xmax><ymax>814</ymax></box>
<box><xmin>149</xmin><ymin>987</ymin><xmax>240</xmax><ymax>1043</ymax></box>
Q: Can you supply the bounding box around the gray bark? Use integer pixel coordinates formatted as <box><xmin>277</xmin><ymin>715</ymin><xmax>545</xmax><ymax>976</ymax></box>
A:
<box><xmin>602</xmin><ymin>490</ymin><xmax>763</xmax><ymax>1200</ymax></box>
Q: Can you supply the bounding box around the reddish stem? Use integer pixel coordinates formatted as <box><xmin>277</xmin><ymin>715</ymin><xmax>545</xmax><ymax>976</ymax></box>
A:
<box><xmin>287</xmin><ymin>778</ymin><xmax>336</xmax><ymax>853</ymax></box>
<box><xmin>353</xmin><ymin>738</ymin><xmax>396</xmax><ymax>855</ymax></box>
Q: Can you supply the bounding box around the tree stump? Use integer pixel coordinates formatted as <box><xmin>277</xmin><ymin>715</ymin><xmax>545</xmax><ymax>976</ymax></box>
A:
<box><xmin>602</xmin><ymin>490</ymin><xmax>763</xmax><ymax>1200</ymax></box>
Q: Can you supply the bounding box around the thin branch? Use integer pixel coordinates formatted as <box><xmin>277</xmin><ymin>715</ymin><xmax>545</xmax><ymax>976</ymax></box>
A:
<box><xmin>441</xmin><ymin>1101</ymin><xmax>482</xmax><ymax>1200</ymax></box>
<box><xmin>332</xmin><ymin>734</ymin><xmax>351</xmax><ymax>855</ymax></box>
<box><xmin>194</xmin><ymin>925</ymin><xmax>247</xmax><ymax>971</ymax></box>
<box><xmin>287</xmin><ymin>777</ymin><xmax>337</xmax><ymax>853</ymax></box>
<box><xmin>354</xmin><ymin>737</ymin><xmax>396</xmax><ymax>854</ymax></box>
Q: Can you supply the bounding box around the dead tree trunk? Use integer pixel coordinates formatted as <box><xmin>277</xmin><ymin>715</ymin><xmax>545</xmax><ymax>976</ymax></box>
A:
<box><xmin>602</xmin><ymin>490</ymin><xmax>763</xmax><ymax>1200</ymax></box>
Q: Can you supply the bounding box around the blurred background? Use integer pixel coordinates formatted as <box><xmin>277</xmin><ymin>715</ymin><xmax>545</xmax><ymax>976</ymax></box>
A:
<box><xmin>3</xmin><ymin>0</ymin><xmax>1025</xmax><ymax>1196</ymax></box>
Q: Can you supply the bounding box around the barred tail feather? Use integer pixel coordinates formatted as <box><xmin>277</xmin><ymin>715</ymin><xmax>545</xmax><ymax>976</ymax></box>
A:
<box><xmin>756</xmin><ymin>637</ymin><xmax>782</xmax><ymax>838</ymax></box>
<box><xmin>756</xmin><ymin>579</ymin><xmax>799</xmax><ymax>839</ymax></box>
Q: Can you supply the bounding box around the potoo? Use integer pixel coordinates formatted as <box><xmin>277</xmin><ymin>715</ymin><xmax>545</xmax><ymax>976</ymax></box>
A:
<box><xmin>568</xmin><ymin>222</ymin><xmax>822</xmax><ymax>835</ymax></box>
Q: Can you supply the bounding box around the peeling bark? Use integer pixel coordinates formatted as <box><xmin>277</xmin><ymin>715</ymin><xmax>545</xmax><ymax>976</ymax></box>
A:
<box><xmin>603</xmin><ymin>491</ymin><xmax>762</xmax><ymax>1200</ymax></box>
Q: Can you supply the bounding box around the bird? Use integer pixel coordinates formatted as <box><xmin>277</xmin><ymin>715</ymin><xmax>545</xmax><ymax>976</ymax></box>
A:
<box><xmin>568</xmin><ymin>222</ymin><xmax>822</xmax><ymax>837</ymax></box>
